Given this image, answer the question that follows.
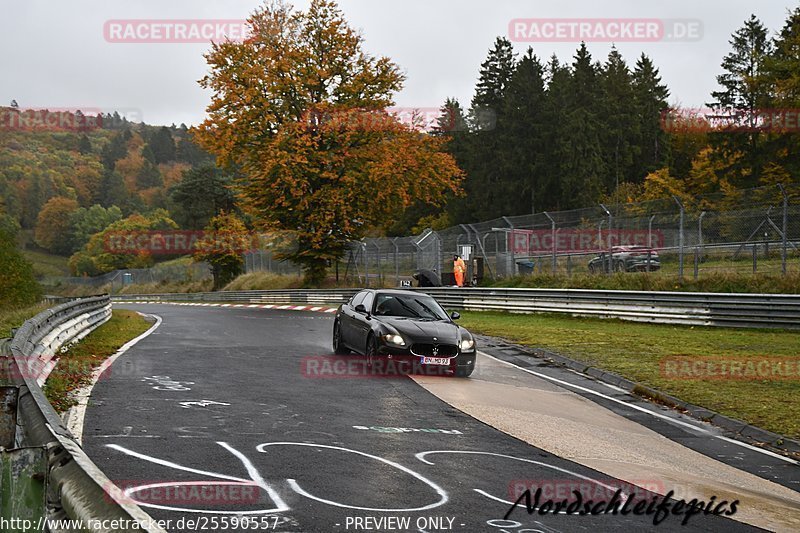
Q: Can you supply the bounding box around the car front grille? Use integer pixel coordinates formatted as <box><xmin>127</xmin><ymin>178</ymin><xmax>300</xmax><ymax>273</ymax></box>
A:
<box><xmin>409</xmin><ymin>343</ymin><xmax>458</xmax><ymax>357</ymax></box>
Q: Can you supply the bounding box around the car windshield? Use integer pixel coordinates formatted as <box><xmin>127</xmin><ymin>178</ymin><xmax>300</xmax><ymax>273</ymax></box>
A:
<box><xmin>373</xmin><ymin>293</ymin><xmax>449</xmax><ymax>320</ymax></box>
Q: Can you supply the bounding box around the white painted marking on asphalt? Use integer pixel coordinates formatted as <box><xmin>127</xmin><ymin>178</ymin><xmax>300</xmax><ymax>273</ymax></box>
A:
<box><xmin>415</xmin><ymin>450</ymin><xmax>625</xmax><ymax>497</ymax></box>
<box><xmin>179</xmin><ymin>400</ymin><xmax>231</xmax><ymax>409</ymax></box>
<box><xmin>67</xmin><ymin>313</ymin><xmax>163</xmax><ymax>444</ymax></box>
<box><xmin>310</xmin><ymin>307</ymin><xmax>322</xmax><ymax>311</ymax></box>
<box><xmin>598</xmin><ymin>381</ymin><xmax>627</xmax><ymax>393</ymax></box>
<box><xmin>248</xmin><ymin>304</ymin><xmax>260</xmax><ymax>308</ymax></box>
<box><xmin>109</xmin><ymin>443</ymin><xmax>288</xmax><ymax>515</ymax></box>
<box><xmin>107</xmin><ymin>443</ymin><xmax>249</xmax><ymax>482</ymax></box>
<box><xmin>293</xmin><ymin>305</ymin><xmax>307</xmax><ymax>310</ymax></box>
<box><xmin>277</xmin><ymin>305</ymin><xmax>291</xmax><ymax>309</ymax></box>
<box><xmin>256</xmin><ymin>442</ymin><xmax>448</xmax><ymax>511</ymax></box>
<box><xmin>324</xmin><ymin>308</ymin><xmax>336</xmax><ymax>313</ymax></box>
<box><xmin>479</xmin><ymin>351</ymin><xmax>800</xmax><ymax>465</ymax></box>
<box><xmin>714</xmin><ymin>436</ymin><xmax>799</xmax><ymax>463</ymax></box>
<box><xmin>217</xmin><ymin>441</ymin><xmax>290</xmax><ymax>513</ymax></box>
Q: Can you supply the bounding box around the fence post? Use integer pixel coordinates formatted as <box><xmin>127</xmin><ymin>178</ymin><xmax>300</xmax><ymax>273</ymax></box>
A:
<box><xmin>502</xmin><ymin>216</ymin><xmax>515</xmax><ymax>277</ymax></box>
<box><xmin>648</xmin><ymin>214</ymin><xmax>656</xmax><ymax>248</ymax></box>
<box><xmin>600</xmin><ymin>204</ymin><xmax>612</xmax><ymax>274</ymax></box>
<box><xmin>391</xmin><ymin>238</ymin><xmax>399</xmax><ymax>285</ymax></box>
<box><xmin>752</xmin><ymin>243</ymin><xmax>757</xmax><ymax>273</ymax></box>
<box><xmin>362</xmin><ymin>242</ymin><xmax>369</xmax><ymax>287</ymax></box>
<box><xmin>372</xmin><ymin>241</ymin><xmax>382</xmax><ymax>285</ymax></box>
<box><xmin>698</xmin><ymin>211</ymin><xmax>706</xmax><ymax>264</ymax></box>
<box><xmin>543</xmin><ymin>211</ymin><xmax>556</xmax><ymax>274</ymax></box>
<box><xmin>779</xmin><ymin>183</ymin><xmax>788</xmax><ymax>275</ymax></box>
<box><xmin>673</xmin><ymin>196</ymin><xmax>685</xmax><ymax>280</ymax></box>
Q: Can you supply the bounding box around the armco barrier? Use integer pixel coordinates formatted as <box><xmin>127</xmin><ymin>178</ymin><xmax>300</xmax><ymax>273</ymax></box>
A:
<box><xmin>114</xmin><ymin>287</ymin><xmax>800</xmax><ymax>329</ymax></box>
<box><xmin>0</xmin><ymin>295</ymin><xmax>165</xmax><ymax>532</ymax></box>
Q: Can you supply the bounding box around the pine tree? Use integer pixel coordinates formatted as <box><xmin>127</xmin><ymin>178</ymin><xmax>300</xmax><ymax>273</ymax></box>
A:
<box><xmin>499</xmin><ymin>48</ymin><xmax>547</xmax><ymax>214</ymax></box>
<box><xmin>552</xmin><ymin>43</ymin><xmax>605</xmax><ymax>208</ymax></box>
<box><xmin>136</xmin><ymin>159</ymin><xmax>163</xmax><ymax>188</ymax></box>
<box><xmin>78</xmin><ymin>134</ymin><xmax>92</xmax><ymax>155</ymax></box>
<box><xmin>458</xmin><ymin>37</ymin><xmax>517</xmax><ymax>220</ymax></box>
<box><xmin>169</xmin><ymin>163</ymin><xmax>237</xmax><ymax>229</ymax></box>
<box><xmin>601</xmin><ymin>48</ymin><xmax>637</xmax><ymax>191</ymax></box>
<box><xmin>471</xmin><ymin>37</ymin><xmax>517</xmax><ymax>128</ymax></box>
<box><xmin>101</xmin><ymin>131</ymin><xmax>129</xmax><ymax>171</ymax></box>
<box><xmin>148</xmin><ymin>126</ymin><xmax>176</xmax><ymax>164</ymax></box>
<box><xmin>632</xmin><ymin>54</ymin><xmax>670</xmax><ymax>181</ymax></box>
<box><xmin>764</xmin><ymin>7</ymin><xmax>800</xmax><ymax>180</ymax></box>
<box><xmin>708</xmin><ymin>15</ymin><xmax>773</xmax><ymax>186</ymax></box>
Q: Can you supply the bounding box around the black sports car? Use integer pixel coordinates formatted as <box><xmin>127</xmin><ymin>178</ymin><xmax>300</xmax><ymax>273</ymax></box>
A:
<box><xmin>332</xmin><ymin>289</ymin><xmax>476</xmax><ymax>377</ymax></box>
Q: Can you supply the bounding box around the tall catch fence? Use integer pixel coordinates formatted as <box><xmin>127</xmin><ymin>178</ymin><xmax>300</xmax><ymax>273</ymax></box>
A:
<box><xmin>325</xmin><ymin>184</ymin><xmax>800</xmax><ymax>286</ymax></box>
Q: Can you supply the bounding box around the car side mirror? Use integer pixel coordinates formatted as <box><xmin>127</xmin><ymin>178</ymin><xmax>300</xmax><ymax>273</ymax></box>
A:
<box><xmin>450</xmin><ymin>311</ymin><xmax>460</xmax><ymax>320</ymax></box>
<box><xmin>355</xmin><ymin>304</ymin><xmax>368</xmax><ymax>314</ymax></box>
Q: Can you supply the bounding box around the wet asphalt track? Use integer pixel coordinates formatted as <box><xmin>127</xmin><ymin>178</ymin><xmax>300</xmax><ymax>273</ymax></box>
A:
<box><xmin>82</xmin><ymin>304</ymin><xmax>762</xmax><ymax>533</ymax></box>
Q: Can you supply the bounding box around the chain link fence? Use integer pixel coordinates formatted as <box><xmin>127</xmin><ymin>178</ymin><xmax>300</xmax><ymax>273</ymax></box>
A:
<box><xmin>324</xmin><ymin>184</ymin><xmax>800</xmax><ymax>286</ymax></box>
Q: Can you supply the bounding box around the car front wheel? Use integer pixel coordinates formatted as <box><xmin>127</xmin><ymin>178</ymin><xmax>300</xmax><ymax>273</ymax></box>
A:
<box><xmin>333</xmin><ymin>320</ymin><xmax>350</xmax><ymax>354</ymax></box>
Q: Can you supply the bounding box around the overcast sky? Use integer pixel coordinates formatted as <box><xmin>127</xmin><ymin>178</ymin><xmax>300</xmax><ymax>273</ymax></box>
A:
<box><xmin>3</xmin><ymin>1</ymin><xmax>797</xmax><ymax>126</ymax></box>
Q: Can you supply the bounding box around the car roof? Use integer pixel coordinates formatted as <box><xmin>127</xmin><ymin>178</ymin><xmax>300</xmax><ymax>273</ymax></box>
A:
<box><xmin>371</xmin><ymin>289</ymin><xmax>432</xmax><ymax>297</ymax></box>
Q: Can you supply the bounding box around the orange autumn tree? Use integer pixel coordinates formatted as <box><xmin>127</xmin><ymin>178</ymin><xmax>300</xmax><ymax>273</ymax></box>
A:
<box><xmin>194</xmin><ymin>0</ymin><xmax>463</xmax><ymax>284</ymax></box>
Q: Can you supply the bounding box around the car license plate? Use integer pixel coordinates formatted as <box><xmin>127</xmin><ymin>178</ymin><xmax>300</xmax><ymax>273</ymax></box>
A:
<box><xmin>421</xmin><ymin>357</ymin><xmax>450</xmax><ymax>365</ymax></box>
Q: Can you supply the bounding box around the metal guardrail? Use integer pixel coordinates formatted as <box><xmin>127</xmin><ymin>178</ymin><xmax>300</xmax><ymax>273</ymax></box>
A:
<box><xmin>1</xmin><ymin>295</ymin><xmax>165</xmax><ymax>532</ymax></box>
<box><xmin>114</xmin><ymin>287</ymin><xmax>800</xmax><ymax>329</ymax></box>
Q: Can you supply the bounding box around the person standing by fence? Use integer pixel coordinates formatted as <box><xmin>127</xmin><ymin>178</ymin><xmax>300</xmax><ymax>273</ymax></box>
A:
<box><xmin>453</xmin><ymin>255</ymin><xmax>466</xmax><ymax>287</ymax></box>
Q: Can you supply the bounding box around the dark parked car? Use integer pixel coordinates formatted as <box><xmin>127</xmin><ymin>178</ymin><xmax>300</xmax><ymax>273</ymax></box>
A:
<box><xmin>588</xmin><ymin>246</ymin><xmax>660</xmax><ymax>273</ymax></box>
<box><xmin>332</xmin><ymin>289</ymin><xmax>476</xmax><ymax>377</ymax></box>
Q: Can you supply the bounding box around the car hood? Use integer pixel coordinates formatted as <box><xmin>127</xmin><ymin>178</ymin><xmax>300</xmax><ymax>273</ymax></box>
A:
<box><xmin>380</xmin><ymin>318</ymin><xmax>461</xmax><ymax>343</ymax></box>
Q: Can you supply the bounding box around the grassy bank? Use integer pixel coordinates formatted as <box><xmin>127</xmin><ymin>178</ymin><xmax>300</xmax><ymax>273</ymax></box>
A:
<box><xmin>486</xmin><ymin>271</ymin><xmax>800</xmax><ymax>293</ymax></box>
<box><xmin>0</xmin><ymin>303</ymin><xmax>51</xmax><ymax>338</ymax></box>
<box><xmin>459</xmin><ymin>311</ymin><xmax>800</xmax><ymax>439</ymax></box>
<box><xmin>43</xmin><ymin>310</ymin><xmax>152</xmax><ymax>412</ymax></box>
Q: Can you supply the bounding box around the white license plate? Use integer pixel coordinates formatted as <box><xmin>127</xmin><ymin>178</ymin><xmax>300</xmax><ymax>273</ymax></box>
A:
<box><xmin>421</xmin><ymin>357</ymin><xmax>451</xmax><ymax>365</ymax></box>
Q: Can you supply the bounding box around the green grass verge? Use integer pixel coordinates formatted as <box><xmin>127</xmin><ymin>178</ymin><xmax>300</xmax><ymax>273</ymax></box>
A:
<box><xmin>458</xmin><ymin>311</ymin><xmax>800</xmax><ymax>440</ymax></box>
<box><xmin>486</xmin><ymin>271</ymin><xmax>800</xmax><ymax>293</ymax></box>
<box><xmin>43</xmin><ymin>310</ymin><xmax>152</xmax><ymax>412</ymax></box>
<box><xmin>0</xmin><ymin>303</ymin><xmax>51</xmax><ymax>338</ymax></box>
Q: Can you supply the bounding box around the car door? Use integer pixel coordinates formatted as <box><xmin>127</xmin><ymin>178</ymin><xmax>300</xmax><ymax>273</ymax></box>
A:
<box><xmin>340</xmin><ymin>291</ymin><xmax>366</xmax><ymax>349</ymax></box>
<box><xmin>352</xmin><ymin>291</ymin><xmax>375</xmax><ymax>353</ymax></box>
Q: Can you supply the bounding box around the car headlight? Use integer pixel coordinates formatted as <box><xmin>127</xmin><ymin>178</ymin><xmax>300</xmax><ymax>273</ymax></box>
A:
<box><xmin>460</xmin><ymin>338</ymin><xmax>475</xmax><ymax>351</ymax></box>
<box><xmin>382</xmin><ymin>334</ymin><xmax>406</xmax><ymax>346</ymax></box>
